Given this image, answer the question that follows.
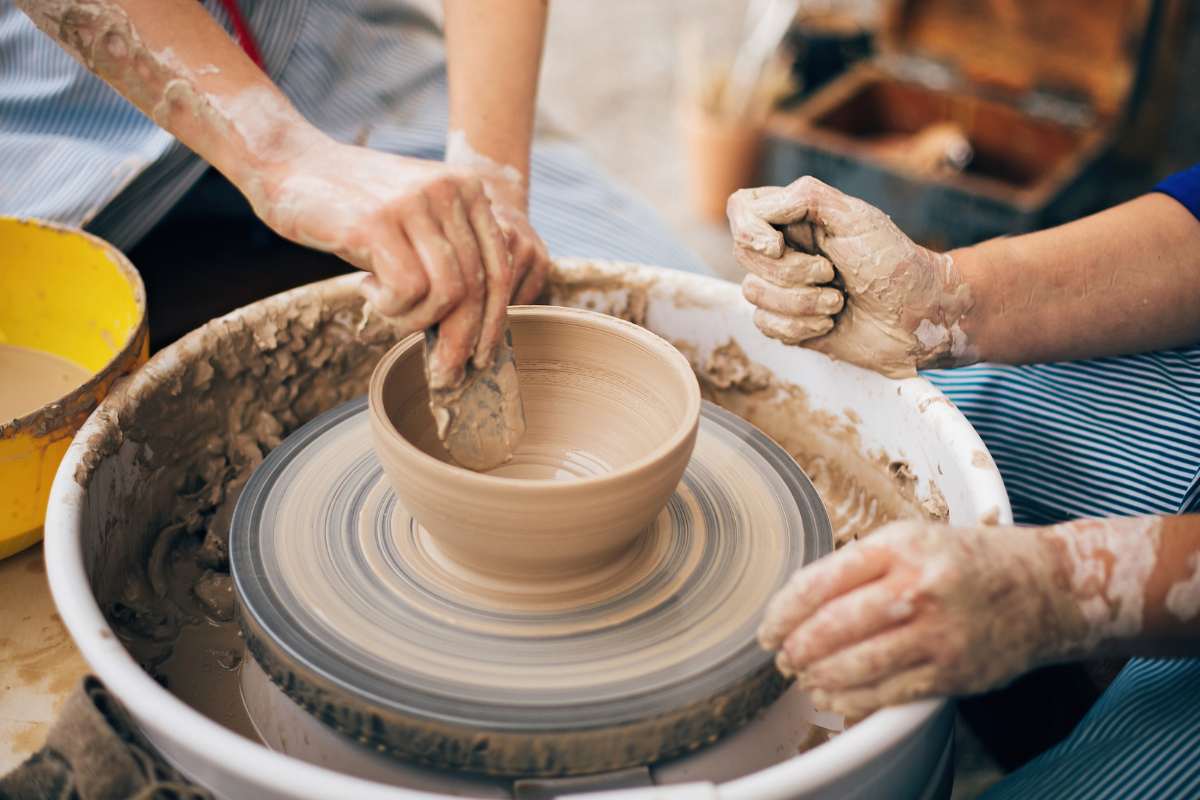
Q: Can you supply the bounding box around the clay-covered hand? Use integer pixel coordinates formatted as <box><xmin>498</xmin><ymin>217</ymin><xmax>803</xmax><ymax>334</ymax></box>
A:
<box><xmin>477</xmin><ymin>175</ymin><xmax>552</xmax><ymax>305</ymax></box>
<box><xmin>443</xmin><ymin>133</ymin><xmax>551</xmax><ymax>306</ymax></box>
<box><xmin>727</xmin><ymin>176</ymin><xmax>974</xmax><ymax>378</ymax></box>
<box><xmin>757</xmin><ymin>520</ymin><xmax>1094</xmax><ymax>719</ymax></box>
<box><xmin>248</xmin><ymin>136</ymin><xmax>512</xmax><ymax>389</ymax></box>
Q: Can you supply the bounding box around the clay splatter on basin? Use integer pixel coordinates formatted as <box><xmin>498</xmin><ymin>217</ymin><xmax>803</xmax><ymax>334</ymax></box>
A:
<box><xmin>71</xmin><ymin>262</ymin><xmax>956</xmax><ymax>783</ymax></box>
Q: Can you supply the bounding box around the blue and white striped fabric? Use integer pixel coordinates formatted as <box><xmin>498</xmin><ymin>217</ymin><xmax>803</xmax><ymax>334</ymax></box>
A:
<box><xmin>981</xmin><ymin>659</ymin><xmax>1200</xmax><ymax>799</ymax></box>
<box><xmin>0</xmin><ymin>0</ymin><xmax>708</xmax><ymax>272</ymax></box>
<box><xmin>924</xmin><ymin>178</ymin><xmax>1200</xmax><ymax>797</ymax></box>
<box><xmin>926</xmin><ymin>352</ymin><xmax>1200</xmax><ymax>526</ymax></box>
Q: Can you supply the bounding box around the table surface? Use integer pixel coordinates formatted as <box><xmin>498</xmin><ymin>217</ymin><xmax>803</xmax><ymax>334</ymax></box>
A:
<box><xmin>0</xmin><ymin>542</ymin><xmax>89</xmax><ymax>773</ymax></box>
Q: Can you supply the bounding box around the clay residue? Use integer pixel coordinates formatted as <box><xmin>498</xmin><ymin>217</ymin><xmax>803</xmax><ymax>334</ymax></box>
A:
<box><xmin>543</xmin><ymin>264</ymin><xmax>656</xmax><ymax>327</ymax></box>
<box><xmin>76</xmin><ymin>268</ymin><xmax>947</xmax><ymax>775</ymax></box>
<box><xmin>75</xmin><ymin>277</ymin><xmax>398</xmax><ymax>731</ymax></box>
<box><xmin>683</xmin><ymin>340</ymin><xmax>946</xmax><ymax>546</ymax></box>
<box><xmin>425</xmin><ymin>328</ymin><xmax>526</xmax><ymax>471</ymax></box>
<box><xmin>726</xmin><ymin>177</ymin><xmax>977</xmax><ymax>377</ymax></box>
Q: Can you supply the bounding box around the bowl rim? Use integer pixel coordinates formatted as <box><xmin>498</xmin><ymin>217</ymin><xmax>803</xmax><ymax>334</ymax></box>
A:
<box><xmin>368</xmin><ymin>304</ymin><xmax>702</xmax><ymax>490</ymax></box>
<box><xmin>0</xmin><ymin>216</ymin><xmax>148</xmax><ymax>436</ymax></box>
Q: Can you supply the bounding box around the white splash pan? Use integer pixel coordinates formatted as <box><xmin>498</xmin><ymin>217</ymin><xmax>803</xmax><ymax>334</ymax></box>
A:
<box><xmin>45</xmin><ymin>261</ymin><xmax>1010</xmax><ymax>800</ymax></box>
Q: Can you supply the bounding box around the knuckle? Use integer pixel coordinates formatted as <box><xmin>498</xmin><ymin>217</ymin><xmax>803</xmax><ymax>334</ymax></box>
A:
<box><xmin>793</xmin><ymin>175</ymin><xmax>820</xmax><ymax>198</ymax></box>
<box><xmin>459</xmin><ymin>174</ymin><xmax>484</xmax><ymax>197</ymax></box>
<box><xmin>433</xmin><ymin>278</ymin><xmax>466</xmax><ymax>312</ymax></box>
<box><xmin>409</xmin><ymin>269</ymin><xmax>431</xmax><ymax>300</ymax></box>
<box><xmin>741</xmin><ymin>277</ymin><xmax>762</xmax><ymax>304</ymax></box>
<box><xmin>821</xmin><ymin>289</ymin><xmax>845</xmax><ymax>314</ymax></box>
<box><xmin>424</xmin><ymin>176</ymin><xmax>460</xmax><ymax>204</ymax></box>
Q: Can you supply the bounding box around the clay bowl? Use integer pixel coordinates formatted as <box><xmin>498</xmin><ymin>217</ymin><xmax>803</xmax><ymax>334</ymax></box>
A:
<box><xmin>368</xmin><ymin>305</ymin><xmax>702</xmax><ymax>578</ymax></box>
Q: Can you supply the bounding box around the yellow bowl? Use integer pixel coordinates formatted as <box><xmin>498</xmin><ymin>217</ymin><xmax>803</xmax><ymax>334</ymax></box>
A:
<box><xmin>0</xmin><ymin>218</ymin><xmax>148</xmax><ymax>559</ymax></box>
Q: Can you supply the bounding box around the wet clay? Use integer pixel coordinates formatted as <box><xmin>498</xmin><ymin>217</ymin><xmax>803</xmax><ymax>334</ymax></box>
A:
<box><xmin>71</xmin><ymin>279</ymin><xmax>398</xmax><ymax>740</ymax></box>
<box><xmin>371</xmin><ymin>307</ymin><xmax>700</xmax><ymax>577</ymax></box>
<box><xmin>680</xmin><ymin>340</ymin><xmax>947</xmax><ymax>546</ymax></box>
<box><xmin>0</xmin><ymin>344</ymin><xmax>92</xmax><ymax>423</ymax></box>
<box><xmin>424</xmin><ymin>327</ymin><xmax>526</xmax><ymax>471</ymax></box>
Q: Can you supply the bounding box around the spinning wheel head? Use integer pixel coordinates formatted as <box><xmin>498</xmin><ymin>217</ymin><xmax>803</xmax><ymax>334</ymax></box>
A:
<box><xmin>231</xmin><ymin>398</ymin><xmax>832</xmax><ymax>776</ymax></box>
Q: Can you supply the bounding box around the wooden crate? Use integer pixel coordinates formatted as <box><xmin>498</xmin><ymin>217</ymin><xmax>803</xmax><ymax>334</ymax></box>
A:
<box><xmin>763</xmin><ymin>0</ymin><xmax>1158</xmax><ymax>249</ymax></box>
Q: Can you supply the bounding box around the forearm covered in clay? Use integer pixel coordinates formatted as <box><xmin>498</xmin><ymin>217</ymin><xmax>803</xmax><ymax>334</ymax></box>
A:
<box><xmin>1041</xmin><ymin>514</ymin><xmax>1200</xmax><ymax>660</ymax></box>
<box><xmin>757</xmin><ymin>514</ymin><xmax>1200</xmax><ymax>718</ymax></box>
<box><xmin>951</xmin><ymin>193</ymin><xmax>1200</xmax><ymax>365</ymax></box>
<box><xmin>19</xmin><ymin>0</ymin><xmax>525</xmax><ymax>389</ymax></box>
<box><xmin>17</xmin><ymin>0</ymin><xmax>320</xmax><ymax>195</ymax></box>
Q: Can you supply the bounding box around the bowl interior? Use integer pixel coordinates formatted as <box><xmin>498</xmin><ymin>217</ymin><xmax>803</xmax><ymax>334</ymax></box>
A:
<box><xmin>378</xmin><ymin>307</ymin><xmax>698</xmax><ymax>482</ymax></box>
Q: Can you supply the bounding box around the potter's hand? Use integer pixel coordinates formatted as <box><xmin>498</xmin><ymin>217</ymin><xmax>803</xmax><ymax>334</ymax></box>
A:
<box><xmin>757</xmin><ymin>520</ymin><xmax>1095</xmax><ymax>719</ymax></box>
<box><xmin>727</xmin><ymin>177</ymin><xmax>974</xmax><ymax>378</ymax></box>
<box><xmin>251</xmin><ymin>137</ymin><xmax>512</xmax><ymax>388</ymax></box>
<box><xmin>443</xmin><ymin>131</ymin><xmax>551</xmax><ymax>306</ymax></box>
<box><xmin>473</xmin><ymin>172</ymin><xmax>551</xmax><ymax>305</ymax></box>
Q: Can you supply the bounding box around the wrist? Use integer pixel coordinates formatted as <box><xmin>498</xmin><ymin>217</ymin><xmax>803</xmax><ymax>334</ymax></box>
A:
<box><xmin>227</xmin><ymin>117</ymin><xmax>331</xmax><ymax>208</ymax></box>
<box><xmin>926</xmin><ymin>244</ymin><xmax>983</xmax><ymax>368</ymax></box>
<box><xmin>944</xmin><ymin>242</ymin><xmax>998</xmax><ymax>365</ymax></box>
<box><xmin>1033</xmin><ymin>517</ymin><xmax>1165</xmax><ymax>661</ymax></box>
<box><xmin>444</xmin><ymin>129</ymin><xmax>528</xmax><ymax>205</ymax></box>
<box><xmin>1024</xmin><ymin>524</ymin><xmax>1096</xmax><ymax>664</ymax></box>
<box><xmin>234</xmin><ymin>125</ymin><xmax>337</xmax><ymax>224</ymax></box>
<box><xmin>911</xmin><ymin>245</ymin><xmax>978</xmax><ymax>370</ymax></box>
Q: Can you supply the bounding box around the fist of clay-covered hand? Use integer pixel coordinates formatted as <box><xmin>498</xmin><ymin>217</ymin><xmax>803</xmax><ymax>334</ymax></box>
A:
<box><xmin>727</xmin><ymin>176</ymin><xmax>974</xmax><ymax>378</ymax></box>
<box><xmin>250</xmin><ymin>139</ymin><xmax>513</xmax><ymax>389</ymax></box>
<box><xmin>757</xmin><ymin>521</ymin><xmax>1087</xmax><ymax>719</ymax></box>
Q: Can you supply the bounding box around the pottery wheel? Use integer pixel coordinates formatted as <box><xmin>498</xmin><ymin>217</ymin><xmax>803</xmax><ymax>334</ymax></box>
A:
<box><xmin>231</xmin><ymin>398</ymin><xmax>832</xmax><ymax>776</ymax></box>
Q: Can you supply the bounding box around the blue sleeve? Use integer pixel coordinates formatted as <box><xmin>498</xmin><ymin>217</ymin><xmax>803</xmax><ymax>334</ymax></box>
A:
<box><xmin>1154</xmin><ymin>165</ymin><xmax>1200</xmax><ymax>221</ymax></box>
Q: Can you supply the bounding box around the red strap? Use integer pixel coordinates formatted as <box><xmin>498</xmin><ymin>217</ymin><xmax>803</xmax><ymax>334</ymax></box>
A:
<box><xmin>213</xmin><ymin>0</ymin><xmax>265</xmax><ymax>70</ymax></box>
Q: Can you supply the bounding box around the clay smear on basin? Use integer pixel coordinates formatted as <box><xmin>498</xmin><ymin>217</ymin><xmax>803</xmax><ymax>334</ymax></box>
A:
<box><xmin>547</xmin><ymin>267</ymin><xmax>949</xmax><ymax>548</ymax></box>
<box><xmin>690</xmin><ymin>341</ymin><xmax>948</xmax><ymax>546</ymax></box>
<box><xmin>76</xmin><ymin>271</ymin><xmax>947</xmax><ymax>764</ymax></box>
<box><xmin>0</xmin><ymin>344</ymin><xmax>92</xmax><ymax>422</ymax></box>
<box><xmin>371</xmin><ymin>307</ymin><xmax>700</xmax><ymax>578</ymax></box>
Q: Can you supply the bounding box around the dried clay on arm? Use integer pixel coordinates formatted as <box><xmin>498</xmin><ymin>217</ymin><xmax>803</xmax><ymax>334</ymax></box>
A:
<box><xmin>756</xmin><ymin>516</ymin><xmax>1169</xmax><ymax>718</ymax></box>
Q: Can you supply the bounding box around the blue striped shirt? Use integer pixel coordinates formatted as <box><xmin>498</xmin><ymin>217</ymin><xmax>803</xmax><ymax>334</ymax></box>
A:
<box><xmin>0</xmin><ymin>0</ymin><xmax>444</xmax><ymax>250</ymax></box>
<box><xmin>0</xmin><ymin>0</ymin><xmax>707</xmax><ymax>273</ymax></box>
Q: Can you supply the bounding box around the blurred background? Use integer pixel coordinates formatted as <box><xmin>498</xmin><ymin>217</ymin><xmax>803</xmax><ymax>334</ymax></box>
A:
<box><xmin>540</xmin><ymin>0</ymin><xmax>1200</xmax><ymax>281</ymax></box>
